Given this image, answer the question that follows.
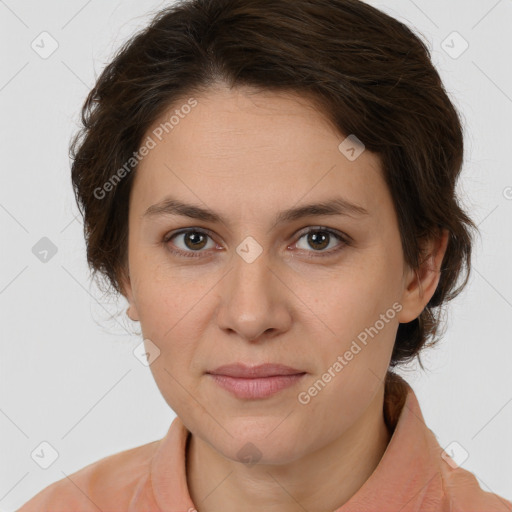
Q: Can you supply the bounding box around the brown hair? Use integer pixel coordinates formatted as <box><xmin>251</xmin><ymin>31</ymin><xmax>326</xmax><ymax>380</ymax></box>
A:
<box><xmin>70</xmin><ymin>0</ymin><xmax>478</xmax><ymax>368</ymax></box>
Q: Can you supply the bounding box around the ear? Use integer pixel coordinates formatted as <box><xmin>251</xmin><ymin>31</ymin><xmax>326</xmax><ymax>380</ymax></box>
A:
<box><xmin>119</xmin><ymin>269</ymin><xmax>140</xmax><ymax>322</ymax></box>
<box><xmin>397</xmin><ymin>228</ymin><xmax>450</xmax><ymax>324</ymax></box>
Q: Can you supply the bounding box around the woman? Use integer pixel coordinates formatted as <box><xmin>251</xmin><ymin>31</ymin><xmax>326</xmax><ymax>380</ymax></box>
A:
<box><xmin>18</xmin><ymin>0</ymin><xmax>511</xmax><ymax>510</ymax></box>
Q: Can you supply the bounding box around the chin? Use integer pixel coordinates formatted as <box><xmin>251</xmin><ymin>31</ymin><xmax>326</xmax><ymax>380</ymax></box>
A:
<box><xmin>212</xmin><ymin>420</ymin><xmax>307</xmax><ymax>465</ymax></box>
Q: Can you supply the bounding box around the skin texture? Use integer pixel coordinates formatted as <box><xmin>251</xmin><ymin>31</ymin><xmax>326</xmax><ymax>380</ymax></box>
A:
<box><xmin>122</xmin><ymin>84</ymin><xmax>449</xmax><ymax>512</ymax></box>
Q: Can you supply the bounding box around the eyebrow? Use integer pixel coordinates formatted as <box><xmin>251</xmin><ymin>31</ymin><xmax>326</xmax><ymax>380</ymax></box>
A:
<box><xmin>143</xmin><ymin>195</ymin><xmax>369</xmax><ymax>229</ymax></box>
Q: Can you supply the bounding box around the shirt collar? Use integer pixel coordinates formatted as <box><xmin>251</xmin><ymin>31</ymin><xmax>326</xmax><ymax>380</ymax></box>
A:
<box><xmin>335</xmin><ymin>372</ymin><xmax>445</xmax><ymax>511</ymax></box>
<box><xmin>150</xmin><ymin>372</ymin><xmax>445</xmax><ymax>511</ymax></box>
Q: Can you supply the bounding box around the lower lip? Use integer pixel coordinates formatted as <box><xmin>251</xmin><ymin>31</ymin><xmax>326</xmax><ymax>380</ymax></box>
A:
<box><xmin>208</xmin><ymin>373</ymin><xmax>306</xmax><ymax>399</ymax></box>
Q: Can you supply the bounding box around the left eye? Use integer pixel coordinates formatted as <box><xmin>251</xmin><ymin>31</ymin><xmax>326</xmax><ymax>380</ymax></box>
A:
<box><xmin>294</xmin><ymin>228</ymin><xmax>347</xmax><ymax>255</ymax></box>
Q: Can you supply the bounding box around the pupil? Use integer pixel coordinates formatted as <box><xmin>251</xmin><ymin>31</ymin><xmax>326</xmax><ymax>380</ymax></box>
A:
<box><xmin>186</xmin><ymin>232</ymin><xmax>206</xmax><ymax>250</ymax></box>
<box><xmin>309</xmin><ymin>231</ymin><xmax>329</xmax><ymax>250</ymax></box>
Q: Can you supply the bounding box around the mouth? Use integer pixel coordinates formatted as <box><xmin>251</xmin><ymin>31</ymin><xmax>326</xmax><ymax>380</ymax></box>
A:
<box><xmin>206</xmin><ymin>363</ymin><xmax>307</xmax><ymax>400</ymax></box>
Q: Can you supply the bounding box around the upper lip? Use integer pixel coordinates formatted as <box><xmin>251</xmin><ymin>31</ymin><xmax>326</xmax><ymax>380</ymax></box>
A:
<box><xmin>207</xmin><ymin>363</ymin><xmax>305</xmax><ymax>378</ymax></box>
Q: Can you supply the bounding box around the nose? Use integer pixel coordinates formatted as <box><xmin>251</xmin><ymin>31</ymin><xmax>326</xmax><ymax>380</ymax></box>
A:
<box><xmin>215</xmin><ymin>247</ymin><xmax>292</xmax><ymax>343</ymax></box>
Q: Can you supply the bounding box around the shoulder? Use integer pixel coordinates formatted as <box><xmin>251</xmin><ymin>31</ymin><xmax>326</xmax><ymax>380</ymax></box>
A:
<box><xmin>438</xmin><ymin>451</ymin><xmax>512</xmax><ymax>511</ymax></box>
<box><xmin>17</xmin><ymin>439</ymin><xmax>161</xmax><ymax>512</ymax></box>
<box><xmin>387</xmin><ymin>374</ymin><xmax>511</xmax><ymax>511</ymax></box>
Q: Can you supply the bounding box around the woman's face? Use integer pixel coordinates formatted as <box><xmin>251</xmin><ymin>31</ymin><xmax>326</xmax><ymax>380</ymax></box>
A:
<box><xmin>122</xmin><ymin>85</ymin><xmax>436</xmax><ymax>464</ymax></box>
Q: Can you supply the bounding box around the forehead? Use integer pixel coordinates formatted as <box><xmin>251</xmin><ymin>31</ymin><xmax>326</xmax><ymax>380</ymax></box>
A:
<box><xmin>130</xmin><ymin>86</ymin><xmax>387</xmax><ymax>223</ymax></box>
<box><xmin>147</xmin><ymin>86</ymin><xmax>343</xmax><ymax>160</ymax></box>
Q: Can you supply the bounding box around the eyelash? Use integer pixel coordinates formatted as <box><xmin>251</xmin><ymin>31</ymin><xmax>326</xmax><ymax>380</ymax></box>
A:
<box><xmin>162</xmin><ymin>227</ymin><xmax>351</xmax><ymax>259</ymax></box>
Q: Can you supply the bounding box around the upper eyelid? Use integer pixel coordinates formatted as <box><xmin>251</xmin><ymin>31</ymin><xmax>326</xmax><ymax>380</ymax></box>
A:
<box><xmin>164</xmin><ymin>227</ymin><xmax>212</xmax><ymax>240</ymax></box>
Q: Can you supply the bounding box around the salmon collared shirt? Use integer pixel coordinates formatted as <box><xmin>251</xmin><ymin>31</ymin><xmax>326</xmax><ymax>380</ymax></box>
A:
<box><xmin>17</xmin><ymin>372</ymin><xmax>512</xmax><ymax>512</ymax></box>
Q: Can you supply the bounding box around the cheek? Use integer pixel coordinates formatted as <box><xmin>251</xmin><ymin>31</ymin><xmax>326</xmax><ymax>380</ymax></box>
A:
<box><xmin>298</xmin><ymin>314</ymin><xmax>395</xmax><ymax>439</ymax></box>
<box><xmin>301</xmin><ymin>257</ymin><xmax>401</xmax><ymax>400</ymax></box>
<box><xmin>131</xmin><ymin>275</ymin><xmax>189</xmax><ymax>364</ymax></box>
<box><xmin>134</xmin><ymin>274</ymin><xmax>203</xmax><ymax>413</ymax></box>
<box><xmin>317</xmin><ymin>261</ymin><xmax>400</xmax><ymax>341</ymax></box>
<box><xmin>132</xmin><ymin>257</ymin><xmax>193</xmax><ymax>323</ymax></box>
<box><xmin>131</xmin><ymin>263</ymin><xmax>213</xmax><ymax>366</ymax></box>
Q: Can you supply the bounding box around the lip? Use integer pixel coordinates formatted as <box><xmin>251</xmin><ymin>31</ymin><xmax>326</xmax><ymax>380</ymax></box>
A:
<box><xmin>208</xmin><ymin>363</ymin><xmax>304</xmax><ymax>378</ymax></box>
<box><xmin>206</xmin><ymin>363</ymin><xmax>306</xmax><ymax>400</ymax></box>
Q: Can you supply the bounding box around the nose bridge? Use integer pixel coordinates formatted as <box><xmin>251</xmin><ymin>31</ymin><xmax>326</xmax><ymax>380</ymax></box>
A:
<box><xmin>230</xmin><ymin>238</ymin><xmax>274</xmax><ymax>307</ymax></box>
<box><xmin>217</xmin><ymin>237</ymin><xmax>288</xmax><ymax>341</ymax></box>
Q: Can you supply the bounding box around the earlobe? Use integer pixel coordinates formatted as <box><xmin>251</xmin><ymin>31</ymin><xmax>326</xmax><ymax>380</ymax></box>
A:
<box><xmin>120</xmin><ymin>272</ymin><xmax>140</xmax><ymax>322</ymax></box>
<box><xmin>397</xmin><ymin>229</ymin><xmax>450</xmax><ymax>324</ymax></box>
<box><xmin>126</xmin><ymin>305</ymin><xmax>140</xmax><ymax>322</ymax></box>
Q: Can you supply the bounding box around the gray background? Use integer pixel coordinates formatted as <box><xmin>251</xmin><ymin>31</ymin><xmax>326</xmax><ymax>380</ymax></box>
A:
<box><xmin>1</xmin><ymin>0</ymin><xmax>511</xmax><ymax>509</ymax></box>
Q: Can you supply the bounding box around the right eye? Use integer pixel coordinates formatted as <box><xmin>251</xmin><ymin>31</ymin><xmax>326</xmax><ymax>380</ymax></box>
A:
<box><xmin>163</xmin><ymin>228</ymin><xmax>218</xmax><ymax>258</ymax></box>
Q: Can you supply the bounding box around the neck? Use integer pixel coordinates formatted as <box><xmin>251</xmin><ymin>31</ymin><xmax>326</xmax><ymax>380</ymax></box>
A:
<box><xmin>185</xmin><ymin>384</ymin><xmax>391</xmax><ymax>512</ymax></box>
